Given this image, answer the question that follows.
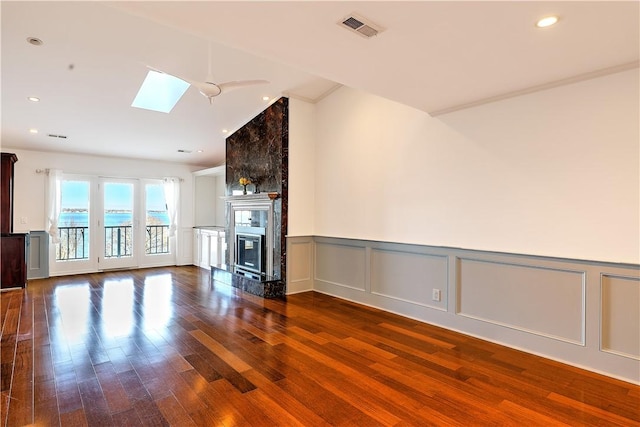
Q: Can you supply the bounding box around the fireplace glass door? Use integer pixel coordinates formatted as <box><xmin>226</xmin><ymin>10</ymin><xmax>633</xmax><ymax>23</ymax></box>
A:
<box><xmin>236</xmin><ymin>233</ymin><xmax>263</xmax><ymax>274</ymax></box>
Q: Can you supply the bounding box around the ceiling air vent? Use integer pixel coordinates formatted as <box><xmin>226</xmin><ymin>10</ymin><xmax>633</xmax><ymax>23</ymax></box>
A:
<box><xmin>339</xmin><ymin>14</ymin><xmax>383</xmax><ymax>39</ymax></box>
<box><xmin>48</xmin><ymin>134</ymin><xmax>67</xmax><ymax>139</ymax></box>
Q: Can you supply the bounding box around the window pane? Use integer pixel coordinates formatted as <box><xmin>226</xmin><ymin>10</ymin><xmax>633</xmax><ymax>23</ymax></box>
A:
<box><xmin>145</xmin><ymin>183</ymin><xmax>170</xmax><ymax>255</ymax></box>
<box><xmin>58</xmin><ymin>180</ymin><xmax>90</xmax><ymax>261</ymax></box>
<box><xmin>104</xmin><ymin>182</ymin><xmax>133</xmax><ymax>258</ymax></box>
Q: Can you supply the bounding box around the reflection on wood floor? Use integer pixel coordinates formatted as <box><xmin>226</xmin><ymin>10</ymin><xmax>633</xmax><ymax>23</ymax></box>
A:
<box><xmin>1</xmin><ymin>266</ymin><xmax>638</xmax><ymax>426</ymax></box>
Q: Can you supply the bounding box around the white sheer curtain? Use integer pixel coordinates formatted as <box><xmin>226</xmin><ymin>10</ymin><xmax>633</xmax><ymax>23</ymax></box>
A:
<box><xmin>163</xmin><ymin>177</ymin><xmax>180</xmax><ymax>237</ymax></box>
<box><xmin>45</xmin><ymin>169</ymin><xmax>63</xmax><ymax>243</ymax></box>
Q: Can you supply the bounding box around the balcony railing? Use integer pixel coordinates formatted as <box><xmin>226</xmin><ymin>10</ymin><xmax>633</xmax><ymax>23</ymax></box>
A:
<box><xmin>57</xmin><ymin>224</ymin><xmax>170</xmax><ymax>260</ymax></box>
<box><xmin>104</xmin><ymin>225</ymin><xmax>133</xmax><ymax>258</ymax></box>
<box><xmin>57</xmin><ymin>226</ymin><xmax>89</xmax><ymax>260</ymax></box>
<box><xmin>146</xmin><ymin>225</ymin><xmax>170</xmax><ymax>254</ymax></box>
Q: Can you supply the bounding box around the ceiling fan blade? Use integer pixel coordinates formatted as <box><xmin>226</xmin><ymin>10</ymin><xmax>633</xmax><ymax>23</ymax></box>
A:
<box><xmin>217</xmin><ymin>79</ymin><xmax>269</xmax><ymax>94</ymax></box>
<box><xmin>145</xmin><ymin>67</ymin><xmax>219</xmax><ymax>103</ymax></box>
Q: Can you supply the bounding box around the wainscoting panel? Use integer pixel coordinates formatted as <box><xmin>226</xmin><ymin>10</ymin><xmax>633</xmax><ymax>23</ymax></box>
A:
<box><xmin>308</xmin><ymin>236</ymin><xmax>640</xmax><ymax>383</ymax></box>
<box><xmin>458</xmin><ymin>258</ymin><xmax>585</xmax><ymax>345</ymax></box>
<box><xmin>27</xmin><ymin>230</ymin><xmax>49</xmax><ymax>279</ymax></box>
<box><xmin>370</xmin><ymin>248</ymin><xmax>447</xmax><ymax>310</ymax></box>
<box><xmin>286</xmin><ymin>236</ymin><xmax>314</xmax><ymax>294</ymax></box>
<box><xmin>315</xmin><ymin>241</ymin><xmax>366</xmax><ymax>291</ymax></box>
<box><xmin>601</xmin><ymin>274</ymin><xmax>640</xmax><ymax>360</ymax></box>
<box><xmin>178</xmin><ymin>227</ymin><xmax>193</xmax><ymax>266</ymax></box>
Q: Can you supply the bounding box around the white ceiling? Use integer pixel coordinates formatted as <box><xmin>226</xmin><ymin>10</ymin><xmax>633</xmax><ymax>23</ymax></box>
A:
<box><xmin>2</xmin><ymin>1</ymin><xmax>638</xmax><ymax>167</ymax></box>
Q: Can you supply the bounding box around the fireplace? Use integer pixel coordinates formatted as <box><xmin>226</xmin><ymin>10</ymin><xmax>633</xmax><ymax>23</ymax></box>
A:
<box><xmin>235</xmin><ymin>232</ymin><xmax>264</xmax><ymax>275</ymax></box>
<box><xmin>224</xmin><ymin>193</ymin><xmax>279</xmax><ymax>279</ymax></box>
<box><xmin>214</xmin><ymin>192</ymin><xmax>284</xmax><ymax>298</ymax></box>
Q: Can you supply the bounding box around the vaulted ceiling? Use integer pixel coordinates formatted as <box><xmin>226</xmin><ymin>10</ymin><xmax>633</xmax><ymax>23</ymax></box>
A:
<box><xmin>2</xmin><ymin>1</ymin><xmax>638</xmax><ymax>167</ymax></box>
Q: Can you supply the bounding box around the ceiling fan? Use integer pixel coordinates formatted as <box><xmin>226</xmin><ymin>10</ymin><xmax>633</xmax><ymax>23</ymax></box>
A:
<box><xmin>152</xmin><ymin>42</ymin><xmax>268</xmax><ymax>105</ymax></box>
<box><xmin>186</xmin><ymin>77</ymin><xmax>270</xmax><ymax>104</ymax></box>
<box><xmin>144</xmin><ymin>64</ymin><xmax>269</xmax><ymax>105</ymax></box>
<box><xmin>190</xmin><ymin>79</ymin><xmax>269</xmax><ymax>104</ymax></box>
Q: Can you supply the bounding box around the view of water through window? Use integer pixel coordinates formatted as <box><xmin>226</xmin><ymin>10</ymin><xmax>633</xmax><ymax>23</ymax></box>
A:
<box><xmin>59</xmin><ymin>181</ymin><xmax>170</xmax><ymax>227</ymax></box>
<box><xmin>57</xmin><ymin>180</ymin><xmax>171</xmax><ymax>260</ymax></box>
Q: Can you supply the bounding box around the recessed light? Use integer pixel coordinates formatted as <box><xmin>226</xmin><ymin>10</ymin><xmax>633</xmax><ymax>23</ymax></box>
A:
<box><xmin>222</xmin><ymin>129</ymin><xmax>228</xmax><ymax>134</ymax></box>
<box><xmin>262</xmin><ymin>96</ymin><xmax>270</xmax><ymax>101</ymax></box>
<box><xmin>27</xmin><ymin>96</ymin><xmax>40</xmax><ymax>102</ymax></box>
<box><xmin>197</xmin><ymin>150</ymin><xmax>204</xmax><ymax>153</ymax></box>
<box><xmin>27</xmin><ymin>37</ymin><xmax>43</xmax><ymax>46</ymax></box>
<box><xmin>29</xmin><ymin>129</ymin><xmax>38</xmax><ymax>134</ymax></box>
<box><xmin>536</xmin><ymin>16</ymin><xmax>559</xmax><ymax>28</ymax></box>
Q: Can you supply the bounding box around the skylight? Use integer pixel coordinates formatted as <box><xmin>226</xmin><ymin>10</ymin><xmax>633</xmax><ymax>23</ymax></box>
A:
<box><xmin>131</xmin><ymin>70</ymin><xmax>190</xmax><ymax>113</ymax></box>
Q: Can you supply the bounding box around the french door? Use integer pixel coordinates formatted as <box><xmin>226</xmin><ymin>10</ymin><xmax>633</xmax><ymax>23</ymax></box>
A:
<box><xmin>51</xmin><ymin>175</ymin><xmax>96</xmax><ymax>275</ymax></box>
<box><xmin>51</xmin><ymin>176</ymin><xmax>174</xmax><ymax>275</ymax></box>
<box><xmin>98</xmin><ymin>178</ymin><xmax>138</xmax><ymax>270</ymax></box>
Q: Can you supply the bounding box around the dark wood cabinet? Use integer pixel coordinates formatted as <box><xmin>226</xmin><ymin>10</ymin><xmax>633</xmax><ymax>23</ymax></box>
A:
<box><xmin>1</xmin><ymin>153</ymin><xmax>17</xmax><ymax>234</ymax></box>
<box><xmin>1</xmin><ymin>234</ymin><xmax>27</xmax><ymax>289</ymax></box>
<box><xmin>1</xmin><ymin>152</ymin><xmax>27</xmax><ymax>289</ymax></box>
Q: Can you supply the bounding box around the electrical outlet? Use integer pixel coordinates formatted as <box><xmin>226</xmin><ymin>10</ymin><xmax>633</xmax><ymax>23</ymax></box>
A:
<box><xmin>432</xmin><ymin>289</ymin><xmax>441</xmax><ymax>302</ymax></box>
<box><xmin>20</xmin><ymin>216</ymin><xmax>28</xmax><ymax>224</ymax></box>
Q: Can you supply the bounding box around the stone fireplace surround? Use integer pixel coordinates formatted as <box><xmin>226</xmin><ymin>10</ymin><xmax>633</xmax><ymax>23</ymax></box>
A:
<box><xmin>211</xmin><ymin>193</ymin><xmax>285</xmax><ymax>298</ymax></box>
<box><xmin>210</xmin><ymin>97</ymin><xmax>288</xmax><ymax>299</ymax></box>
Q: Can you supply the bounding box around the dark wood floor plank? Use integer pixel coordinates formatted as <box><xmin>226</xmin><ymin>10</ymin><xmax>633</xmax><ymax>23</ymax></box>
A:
<box><xmin>55</xmin><ymin>379</ymin><xmax>83</xmax><ymax>416</ymax></box>
<box><xmin>59</xmin><ymin>407</ymin><xmax>88</xmax><ymax>426</ymax></box>
<box><xmin>0</xmin><ymin>301</ymin><xmax>20</xmax><ymax>394</ymax></box>
<box><xmin>0</xmin><ymin>291</ymin><xmax>21</xmax><ymax>339</ymax></box>
<box><xmin>283</xmin><ymin>352</ymin><xmax>403</xmax><ymax>425</ymax></box>
<box><xmin>183</xmin><ymin>353</ymin><xmax>223</xmax><ymax>382</ymax></box>
<box><xmin>179</xmin><ymin>369</ymin><xmax>244</xmax><ymax>425</ymax></box>
<box><xmin>95</xmin><ymin>363</ymin><xmax>133</xmax><ymax>414</ymax></box>
<box><xmin>166</xmin><ymin>370</ymin><xmax>209</xmax><ymax>417</ymax></box>
<box><xmin>1</xmin><ymin>266</ymin><xmax>638</xmax><ymax>426</ymax></box>
<box><xmin>77</xmin><ymin>377</ymin><xmax>113</xmax><ymax>425</ymax></box>
<box><xmin>209</xmin><ymin>378</ymin><xmax>276</xmax><ymax>426</ymax></box>
<box><xmin>155</xmin><ymin>393</ymin><xmax>197</xmax><ymax>426</ymax></box>
<box><xmin>498</xmin><ymin>399</ymin><xmax>572</xmax><ymax>426</ymax></box>
<box><xmin>277</xmin><ymin>368</ymin><xmax>385</xmax><ymax>426</ymax></box>
<box><xmin>242</xmin><ymin>369</ymin><xmax>331</xmax><ymax>426</ymax></box>
<box><xmin>6</xmin><ymin>339</ymin><xmax>34</xmax><ymax>426</ymax></box>
<box><xmin>0</xmin><ymin>391</ymin><xmax>9</xmax><ymax>427</ymax></box>
<box><xmin>110</xmin><ymin>407</ymin><xmax>142</xmax><ymax>425</ymax></box>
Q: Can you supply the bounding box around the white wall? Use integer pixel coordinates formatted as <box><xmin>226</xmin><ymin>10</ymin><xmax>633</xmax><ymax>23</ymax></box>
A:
<box><xmin>288</xmin><ymin>98</ymin><xmax>316</xmax><ymax>237</ymax></box>
<box><xmin>6</xmin><ymin>148</ymin><xmax>198</xmax><ymax>265</ymax></box>
<box><xmin>193</xmin><ymin>165</ymin><xmax>226</xmax><ymax>228</ymax></box>
<box><xmin>313</xmin><ymin>70</ymin><xmax>639</xmax><ymax>264</ymax></box>
<box><xmin>194</xmin><ymin>175</ymin><xmax>217</xmax><ymax>226</ymax></box>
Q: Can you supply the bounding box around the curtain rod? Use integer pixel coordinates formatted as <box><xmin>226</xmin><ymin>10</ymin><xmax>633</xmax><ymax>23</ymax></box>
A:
<box><xmin>34</xmin><ymin>169</ymin><xmax>184</xmax><ymax>182</ymax></box>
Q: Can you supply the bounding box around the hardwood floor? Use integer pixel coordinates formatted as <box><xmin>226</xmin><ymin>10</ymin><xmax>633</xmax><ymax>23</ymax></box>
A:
<box><xmin>1</xmin><ymin>266</ymin><xmax>638</xmax><ymax>426</ymax></box>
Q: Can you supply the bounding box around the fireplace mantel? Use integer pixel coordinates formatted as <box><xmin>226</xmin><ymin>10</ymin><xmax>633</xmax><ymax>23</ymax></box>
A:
<box><xmin>222</xmin><ymin>192</ymin><xmax>280</xmax><ymax>202</ymax></box>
